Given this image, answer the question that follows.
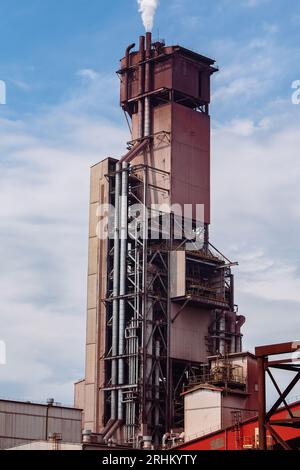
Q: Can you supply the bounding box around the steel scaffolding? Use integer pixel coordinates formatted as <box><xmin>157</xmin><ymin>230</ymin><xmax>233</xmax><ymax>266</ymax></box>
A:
<box><xmin>101</xmin><ymin>160</ymin><xmax>242</xmax><ymax>446</ymax></box>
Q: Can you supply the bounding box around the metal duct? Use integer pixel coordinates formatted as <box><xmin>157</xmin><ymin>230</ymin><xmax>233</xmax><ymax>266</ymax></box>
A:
<box><xmin>124</xmin><ymin>43</ymin><xmax>135</xmax><ymax>103</ymax></box>
<box><xmin>144</xmin><ymin>98</ymin><xmax>151</xmax><ymax>137</ymax></box>
<box><xmin>236</xmin><ymin>315</ymin><xmax>246</xmax><ymax>353</ymax></box>
<box><xmin>120</xmin><ymin>139</ymin><xmax>148</xmax><ymax>164</ymax></box>
<box><xmin>219</xmin><ymin>313</ymin><xmax>226</xmax><ymax>355</ymax></box>
<box><xmin>104</xmin><ymin>419</ymin><xmax>122</xmax><ymax>443</ymax></box>
<box><xmin>118</xmin><ymin>162</ymin><xmax>129</xmax><ymax>420</ymax></box>
<box><xmin>231</xmin><ymin>316</ymin><xmax>237</xmax><ymax>353</ymax></box>
<box><xmin>144</xmin><ymin>32</ymin><xmax>152</xmax><ymax>137</ymax></box>
<box><xmin>225</xmin><ymin>310</ymin><xmax>237</xmax><ymax>354</ymax></box>
<box><xmin>111</xmin><ymin>162</ymin><xmax>121</xmax><ymax>420</ymax></box>
<box><xmin>138</xmin><ymin>36</ymin><xmax>145</xmax><ymax>139</ymax></box>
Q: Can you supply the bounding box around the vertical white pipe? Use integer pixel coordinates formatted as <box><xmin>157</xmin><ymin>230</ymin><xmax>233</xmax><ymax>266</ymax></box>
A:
<box><xmin>138</xmin><ymin>100</ymin><xmax>144</xmax><ymax>139</ymax></box>
<box><xmin>118</xmin><ymin>162</ymin><xmax>129</xmax><ymax>420</ymax></box>
<box><xmin>144</xmin><ymin>33</ymin><xmax>151</xmax><ymax>137</ymax></box>
<box><xmin>144</xmin><ymin>97</ymin><xmax>151</xmax><ymax>137</ymax></box>
<box><xmin>219</xmin><ymin>313</ymin><xmax>226</xmax><ymax>355</ymax></box>
<box><xmin>138</xmin><ymin>36</ymin><xmax>145</xmax><ymax>140</ymax></box>
<box><xmin>111</xmin><ymin>163</ymin><xmax>121</xmax><ymax>420</ymax></box>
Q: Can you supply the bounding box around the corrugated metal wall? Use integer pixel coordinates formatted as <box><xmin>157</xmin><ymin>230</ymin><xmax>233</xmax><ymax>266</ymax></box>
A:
<box><xmin>0</xmin><ymin>400</ymin><xmax>82</xmax><ymax>449</ymax></box>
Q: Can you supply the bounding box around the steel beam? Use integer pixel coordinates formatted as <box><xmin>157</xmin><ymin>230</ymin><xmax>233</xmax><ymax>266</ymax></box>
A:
<box><xmin>255</xmin><ymin>342</ymin><xmax>300</xmax><ymax>358</ymax></box>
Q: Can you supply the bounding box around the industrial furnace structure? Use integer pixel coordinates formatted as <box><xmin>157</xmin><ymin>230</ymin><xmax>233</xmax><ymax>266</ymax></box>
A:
<box><xmin>75</xmin><ymin>33</ymin><xmax>246</xmax><ymax>447</ymax></box>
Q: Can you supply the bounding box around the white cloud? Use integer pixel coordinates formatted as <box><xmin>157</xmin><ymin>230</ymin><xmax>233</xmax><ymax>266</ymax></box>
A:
<box><xmin>10</xmin><ymin>79</ymin><xmax>32</xmax><ymax>91</ymax></box>
<box><xmin>213</xmin><ymin>77</ymin><xmax>263</xmax><ymax>104</ymax></box>
<box><xmin>211</xmin><ymin>39</ymin><xmax>276</xmax><ymax>108</ymax></box>
<box><xmin>263</xmin><ymin>22</ymin><xmax>279</xmax><ymax>34</ymax></box>
<box><xmin>242</xmin><ymin>0</ymin><xmax>270</xmax><ymax>7</ymax></box>
<box><xmin>211</xmin><ymin>103</ymin><xmax>300</xmax><ymax>351</ymax></box>
<box><xmin>211</xmin><ymin>29</ymin><xmax>300</xmax><ymax>117</ymax></box>
<box><xmin>1</xmin><ymin>8</ymin><xmax>300</xmax><ymax>407</ymax></box>
<box><xmin>0</xmin><ymin>72</ymin><xmax>129</xmax><ymax>403</ymax></box>
<box><xmin>77</xmin><ymin>68</ymin><xmax>99</xmax><ymax>81</ymax></box>
<box><xmin>216</xmin><ymin>118</ymin><xmax>271</xmax><ymax>136</ymax></box>
<box><xmin>244</xmin><ymin>0</ymin><xmax>260</xmax><ymax>6</ymax></box>
<box><xmin>238</xmin><ymin>253</ymin><xmax>300</xmax><ymax>303</ymax></box>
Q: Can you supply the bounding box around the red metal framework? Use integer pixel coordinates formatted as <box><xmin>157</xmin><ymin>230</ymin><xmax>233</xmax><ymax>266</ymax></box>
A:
<box><xmin>176</xmin><ymin>401</ymin><xmax>300</xmax><ymax>450</ymax></box>
<box><xmin>256</xmin><ymin>341</ymin><xmax>300</xmax><ymax>450</ymax></box>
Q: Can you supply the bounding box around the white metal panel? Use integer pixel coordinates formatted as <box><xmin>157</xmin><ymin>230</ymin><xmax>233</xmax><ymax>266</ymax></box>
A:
<box><xmin>184</xmin><ymin>389</ymin><xmax>221</xmax><ymax>442</ymax></box>
<box><xmin>170</xmin><ymin>251</ymin><xmax>186</xmax><ymax>298</ymax></box>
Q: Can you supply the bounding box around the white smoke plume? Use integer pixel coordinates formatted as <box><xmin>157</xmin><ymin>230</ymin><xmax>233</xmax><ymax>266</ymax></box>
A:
<box><xmin>137</xmin><ymin>0</ymin><xmax>159</xmax><ymax>32</ymax></box>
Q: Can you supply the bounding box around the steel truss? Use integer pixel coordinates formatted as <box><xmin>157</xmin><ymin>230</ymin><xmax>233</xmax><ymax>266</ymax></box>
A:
<box><xmin>256</xmin><ymin>342</ymin><xmax>300</xmax><ymax>450</ymax></box>
<box><xmin>103</xmin><ymin>162</ymin><xmax>239</xmax><ymax>447</ymax></box>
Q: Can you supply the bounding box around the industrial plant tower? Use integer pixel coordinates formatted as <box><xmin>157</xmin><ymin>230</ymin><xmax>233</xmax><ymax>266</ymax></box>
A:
<box><xmin>75</xmin><ymin>33</ymin><xmax>245</xmax><ymax>448</ymax></box>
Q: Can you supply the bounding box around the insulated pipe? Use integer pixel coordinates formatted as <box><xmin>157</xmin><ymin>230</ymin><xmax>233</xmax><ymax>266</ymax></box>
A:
<box><xmin>138</xmin><ymin>99</ymin><xmax>144</xmax><ymax>139</ymax></box>
<box><xmin>226</xmin><ymin>310</ymin><xmax>237</xmax><ymax>354</ymax></box>
<box><xmin>118</xmin><ymin>162</ymin><xmax>129</xmax><ymax>420</ymax></box>
<box><xmin>145</xmin><ymin>32</ymin><xmax>152</xmax><ymax>83</ymax></box>
<box><xmin>144</xmin><ymin>97</ymin><xmax>151</xmax><ymax>137</ymax></box>
<box><xmin>138</xmin><ymin>36</ymin><xmax>145</xmax><ymax>140</ymax></box>
<box><xmin>230</xmin><ymin>317</ymin><xmax>236</xmax><ymax>354</ymax></box>
<box><xmin>155</xmin><ymin>340</ymin><xmax>160</xmax><ymax>428</ymax></box>
<box><xmin>144</xmin><ymin>32</ymin><xmax>152</xmax><ymax>137</ymax></box>
<box><xmin>111</xmin><ymin>163</ymin><xmax>121</xmax><ymax>420</ymax></box>
<box><xmin>143</xmin><ymin>436</ymin><xmax>152</xmax><ymax>450</ymax></box>
<box><xmin>235</xmin><ymin>315</ymin><xmax>246</xmax><ymax>353</ymax></box>
<box><xmin>219</xmin><ymin>313</ymin><xmax>226</xmax><ymax>355</ymax></box>
<box><xmin>104</xmin><ymin>419</ymin><xmax>122</xmax><ymax>443</ymax></box>
<box><xmin>124</xmin><ymin>43</ymin><xmax>136</xmax><ymax>103</ymax></box>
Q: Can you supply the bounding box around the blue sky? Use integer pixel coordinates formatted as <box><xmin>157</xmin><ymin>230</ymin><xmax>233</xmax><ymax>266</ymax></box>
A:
<box><xmin>1</xmin><ymin>0</ymin><xmax>299</xmax><ymax>116</ymax></box>
<box><xmin>0</xmin><ymin>0</ymin><xmax>300</xmax><ymax>405</ymax></box>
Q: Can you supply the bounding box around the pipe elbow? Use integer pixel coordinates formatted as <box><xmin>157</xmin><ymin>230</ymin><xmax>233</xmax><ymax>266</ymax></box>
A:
<box><xmin>126</xmin><ymin>43</ymin><xmax>136</xmax><ymax>61</ymax></box>
<box><xmin>236</xmin><ymin>315</ymin><xmax>246</xmax><ymax>328</ymax></box>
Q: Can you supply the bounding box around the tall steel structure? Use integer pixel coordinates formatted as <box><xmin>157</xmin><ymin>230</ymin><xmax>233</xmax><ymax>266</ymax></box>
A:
<box><xmin>76</xmin><ymin>33</ymin><xmax>245</xmax><ymax>447</ymax></box>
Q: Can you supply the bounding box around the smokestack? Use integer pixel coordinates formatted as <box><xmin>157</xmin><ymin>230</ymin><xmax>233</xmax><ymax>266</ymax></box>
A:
<box><xmin>138</xmin><ymin>36</ymin><xmax>145</xmax><ymax>140</ymax></box>
<box><xmin>144</xmin><ymin>32</ymin><xmax>152</xmax><ymax>137</ymax></box>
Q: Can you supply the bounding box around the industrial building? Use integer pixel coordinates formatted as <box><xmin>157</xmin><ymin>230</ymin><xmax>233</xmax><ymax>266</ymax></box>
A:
<box><xmin>1</xmin><ymin>34</ymin><xmax>297</xmax><ymax>454</ymax></box>
<box><xmin>0</xmin><ymin>398</ymin><xmax>82</xmax><ymax>450</ymax></box>
<box><xmin>182</xmin><ymin>352</ymin><xmax>258</xmax><ymax>442</ymax></box>
<box><xmin>74</xmin><ymin>33</ymin><xmax>255</xmax><ymax>448</ymax></box>
<box><xmin>175</xmin><ymin>401</ymin><xmax>300</xmax><ymax>451</ymax></box>
<box><xmin>169</xmin><ymin>341</ymin><xmax>300</xmax><ymax>450</ymax></box>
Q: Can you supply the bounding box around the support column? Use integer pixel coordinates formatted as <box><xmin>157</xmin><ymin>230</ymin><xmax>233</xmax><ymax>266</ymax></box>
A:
<box><xmin>258</xmin><ymin>356</ymin><xmax>267</xmax><ymax>450</ymax></box>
